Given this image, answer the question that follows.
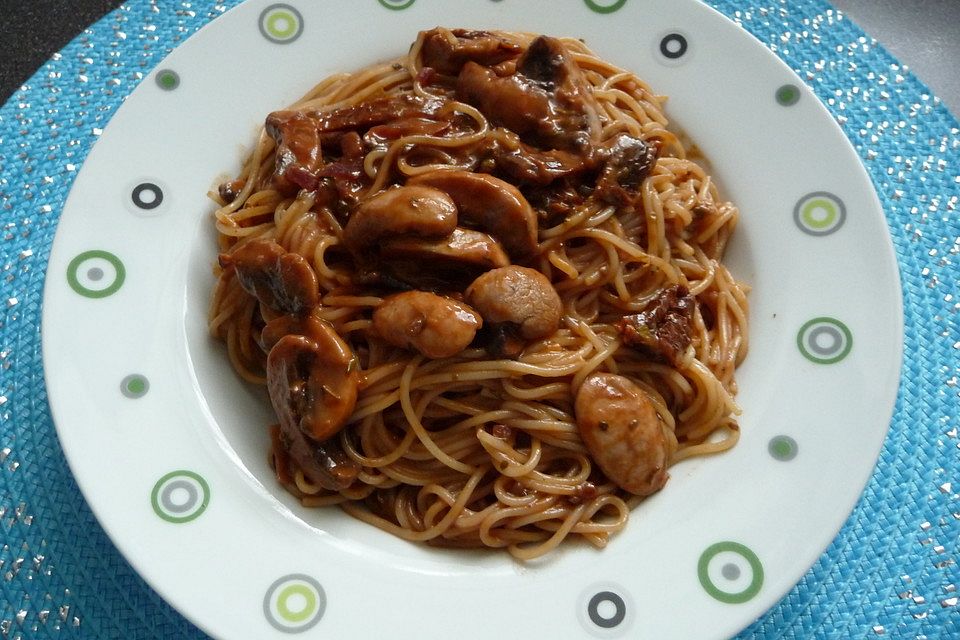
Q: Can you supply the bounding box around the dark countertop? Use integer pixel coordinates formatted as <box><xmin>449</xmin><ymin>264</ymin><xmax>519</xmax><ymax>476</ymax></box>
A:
<box><xmin>2</xmin><ymin>0</ymin><xmax>958</xmax><ymax>115</ymax></box>
<box><xmin>831</xmin><ymin>0</ymin><xmax>960</xmax><ymax>116</ymax></box>
<box><xmin>0</xmin><ymin>0</ymin><xmax>124</xmax><ymax>103</ymax></box>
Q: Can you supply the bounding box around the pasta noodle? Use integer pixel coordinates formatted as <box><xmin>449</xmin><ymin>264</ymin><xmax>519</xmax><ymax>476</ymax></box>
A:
<box><xmin>208</xmin><ymin>28</ymin><xmax>748</xmax><ymax>559</ymax></box>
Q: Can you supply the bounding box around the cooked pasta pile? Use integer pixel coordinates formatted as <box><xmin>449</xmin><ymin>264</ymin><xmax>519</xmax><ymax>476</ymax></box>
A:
<box><xmin>209</xmin><ymin>28</ymin><xmax>748</xmax><ymax>559</ymax></box>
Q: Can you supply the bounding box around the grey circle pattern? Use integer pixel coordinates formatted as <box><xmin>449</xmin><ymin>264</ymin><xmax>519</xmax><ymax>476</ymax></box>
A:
<box><xmin>807</xmin><ymin>325</ymin><xmax>843</xmax><ymax>356</ymax></box>
<box><xmin>160</xmin><ymin>479</ymin><xmax>200</xmax><ymax>514</ymax></box>
<box><xmin>578</xmin><ymin>584</ymin><xmax>634</xmax><ymax>637</ymax></box>
<box><xmin>258</xmin><ymin>4</ymin><xmax>304</xmax><ymax>44</ymax></box>
<box><xmin>722</xmin><ymin>563</ymin><xmax>742</xmax><ymax>580</ymax></box>
<box><xmin>263</xmin><ymin>574</ymin><xmax>326</xmax><ymax>633</ymax></box>
<box><xmin>793</xmin><ymin>191</ymin><xmax>847</xmax><ymax>236</ymax></box>
<box><xmin>87</xmin><ymin>267</ymin><xmax>104</xmax><ymax>281</ymax></box>
<box><xmin>797</xmin><ymin>317</ymin><xmax>853</xmax><ymax>364</ymax></box>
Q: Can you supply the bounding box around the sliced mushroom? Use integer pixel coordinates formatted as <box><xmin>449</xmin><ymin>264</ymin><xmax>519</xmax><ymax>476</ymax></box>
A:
<box><xmin>380</xmin><ymin>227</ymin><xmax>510</xmax><ymax>283</ymax></box>
<box><xmin>478</xmin><ymin>323</ymin><xmax>526</xmax><ymax>359</ymax></box>
<box><xmin>419</xmin><ymin>28</ymin><xmax>522</xmax><ymax>76</ymax></box>
<box><xmin>265</xmin><ymin>111</ymin><xmax>322</xmax><ymax>194</ymax></box>
<box><xmin>266</xmin><ymin>314</ymin><xmax>360</xmax><ymax>441</ymax></box>
<box><xmin>342</xmin><ymin>185</ymin><xmax>459</xmax><ymax>254</ymax></box>
<box><xmin>282</xmin><ymin>433</ymin><xmax>360</xmax><ymax>493</ymax></box>
<box><xmin>406</xmin><ymin>169</ymin><xmax>538</xmax><ymax>258</ymax></box>
<box><xmin>219</xmin><ymin>238</ymin><xmax>318</xmax><ymax>314</ymax></box>
<box><xmin>456</xmin><ymin>36</ymin><xmax>601</xmax><ymax>152</ymax></box>
<box><xmin>372</xmin><ymin>291</ymin><xmax>482</xmax><ymax>359</ymax></box>
<box><xmin>308</xmin><ymin>93</ymin><xmax>444</xmax><ymax>133</ymax></box>
<box><xmin>617</xmin><ymin>285</ymin><xmax>695</xmax><ymax>366</ymax></box>
<box><xmin>260</xmin><ymin>309</ymin><xmax>322</xmax><ymax>353</ymax></box>
<box><xmin>465</xmin><ymin>265</ymin><xmax>561</xmax><ymax>341</ymax></box>
<box><xmin>218</xmin><ymin>178</ymin><xmax>246</xmax><ymax>204</ymax></box>
<box><xmin>313</xmin><ymin>131</ymin><xmax>368</xmax><ymax>210</ymax></box>
<box><xmin>492</xmin><ymin>140</ymin><xmax>587</xmax><ymax>186</ymax></box>
<box><xmin>575</xmin><ymin>373</ymin><xmax>676</xmax><ymax>496</ymax></box>
<box><xmin>594</xmin><ymin>133</ymin><xmax>658</xmax><ymax>206</ymax></box>
<box><xmin>265</xmin><ymin>314</ymin><xmax>361</xmax><ymax>490</ymax></box>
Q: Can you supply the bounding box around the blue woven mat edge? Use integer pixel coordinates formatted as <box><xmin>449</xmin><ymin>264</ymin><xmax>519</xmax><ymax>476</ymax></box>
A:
<box><xmin>1</xmin><ymin>1</ymin><xmax>957</xmax><ymax>638</ymax></box>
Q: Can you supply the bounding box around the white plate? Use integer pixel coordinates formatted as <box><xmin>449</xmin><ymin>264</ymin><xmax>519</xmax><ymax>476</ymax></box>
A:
<box><xmin>42</xmin><ymin>1</ymin><xmax>903</xmax><ymax>638</ymax></box>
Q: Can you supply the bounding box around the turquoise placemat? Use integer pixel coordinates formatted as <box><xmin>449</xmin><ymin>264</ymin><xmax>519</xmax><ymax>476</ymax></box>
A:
<box><xmin>1</xmin><ymin>1</ymin><xmax>957</xmax><ymax>637</ymax></box>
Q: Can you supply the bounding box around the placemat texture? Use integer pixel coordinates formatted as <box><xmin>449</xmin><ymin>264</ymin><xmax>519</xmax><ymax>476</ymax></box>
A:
<box><xmin>1</xmin><ymin>1</ymin><xmax>957</xmax><ymax>637</ymax></box>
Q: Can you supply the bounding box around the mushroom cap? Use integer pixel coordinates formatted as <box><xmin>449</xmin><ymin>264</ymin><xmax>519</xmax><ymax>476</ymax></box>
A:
<box><xmin>407</xmin><ymin>169</ymin><xmax>538</xmax><ymax>258</ymax></box>
<box><xmin>375</xmin><ymin>227</ymin><xmax>511</xmax><ymax>290</ymax></box>
<box><xmin>264</xmin><ymin>314</ymin><xmax>360</xmax><ymax>444</ymax></box>
<box><xmin>465</xmin><ymin>265</ymin><xmax>561</xmax><ymax>340</ymax></box>
<box><xmin>574</xmin><ymin>372</ymin><xmax>676</xmax><ymax>496</ymax></box>
<box><xmin>342</xmin><ymin>184</ymin><xmax>458</xmax><ymax>253</ymax></box>
<box><xmin>373</xmin><ymin>290</ymin><xmax>482</xmax><ymax>359</ymax></box>
<box><xmin>219</xmin><ymin>238</ymin><xmax>319</xmax><ymax>314</ymax></box>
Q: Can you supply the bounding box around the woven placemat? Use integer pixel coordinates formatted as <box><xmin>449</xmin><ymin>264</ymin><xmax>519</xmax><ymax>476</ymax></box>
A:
<box><xmin>1</xmin><ymin>1</ymin><xmax>957</xmax><ymax>637</ymax></box>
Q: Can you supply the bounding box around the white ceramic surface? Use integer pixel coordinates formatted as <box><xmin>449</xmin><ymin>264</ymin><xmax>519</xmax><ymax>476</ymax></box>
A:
<box><xmin>42</xmin><ymin>1</ymin><xmax>903</xmax><ymax>638</ymax></box>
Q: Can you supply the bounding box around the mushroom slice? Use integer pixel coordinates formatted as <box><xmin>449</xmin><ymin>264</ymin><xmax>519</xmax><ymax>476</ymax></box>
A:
<box><xmin>265</xmin><ymin>110</ymin><xmax>322</xmax><ymax>194</ymax></box>
<box><xmin>282</xmin><ymin>431</ymin><xmax>360</xmax><ymax>493</ymax></box>
<box><xmin>376</xmin><ymin>227</ymin><xmax>511</xmax><ymax>291</ymax></box>
<box><xmin>219</xmin><ymin>238</ymin><xmax>318</xmax><ymax>314</ymax></box>
<box><xmin>382</xmin><ymin>227</ymin><xmax>510</xmax><ymax>271</ymax></box>
<box><xmin>308</xmin><ymin>93</ymin><xmax>444</xmax><ymax>133</ymax></box>
<box><xmin>617</xmin><ymin>285</ymin><xmax>695</xmax><ymax>366</ymax></box>
<box><xmin>575</xmin><ymin>373</ymin><xmax>677</xmax><ymax>496</ymax></box>
<box><xmin>372</xmin><ymin>291</ymin><xmax>482</xmax><ymax>359</ymax></box>
<box><xmin>466</xmin><ymin>265</ymin><xmax>561</xmax><ymax>341</ymax></box>
<box><xmin>260</xmin><ymin>309</ymin><xmax>324</xmax><ymax>353</ymax></box>
<box><xmin>456</xmin><ymin>36</ymin><xmax>601</xmax><ymax>152</ymax></box>
<box><xmin>265</xmin><ymin>313</ymin><xmax>360</xmax><ymax>444</ymax></box>
<box><xmin>419</xmin><ymin>28</ymin><xmax>522</xmax><ymax>76</ymax></box>
<box><xmin>342</xmin><ymin>185</ymin><xmax>458</xmax><ymax>254</ymax></box>
<box><xmin>492</xmin><ymin>141</ymin><xmax>587</xmax><ymax>187</ymax></box>
<box><xmin>594</xmin><ymin>133</ymin><xmax>658</xmax><ymax>207</ymax></box>
<box><xmin>407</xmin><ymin>169</ymin><xmax>538</xmax><ymax>258</ymax></box>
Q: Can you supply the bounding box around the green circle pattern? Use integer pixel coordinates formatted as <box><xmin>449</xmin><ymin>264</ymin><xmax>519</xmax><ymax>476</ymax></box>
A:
<box><xmin>769</xmin><ymin>435</ymin><xmax>798</xmax><ymax>461</ymax></box>
<box><xmin>263</xmin><ymin>574</ymin><xmax>326</xmax><ymax>632</ymax></box>
<box><xmin>793</xmin><ymin>191</ymin><xmax>846</xmax><ymax>236</ymax></box>
<box><xmin>776</xmin><ymin>84</ymin><xmax>800</xmax><ymax>106</ymax></box>
<box><xmin>797</xmin><ymin>317</ymin><xmax>853</xmax><ymax>364</ymax></box>
<box><xmin>259</xmin><ymin>4</ymin><xmax>303</xmax><ymax>43</ymax></box>
<box><xmin>66</xmin><ymin>250</ymin><xmax>125</xmax><ymax>299</ymax></box>
<box><xmin>277</xmin><ymin>584</ymin><xmax>317</xmax><ymax>623</ymax></box>
<box><xmin>155</xmin><ymin>69</ymin><xmax>179</xmax><ymax>91</ymax></box>
<box><xmin>150</xmin><ymin>470</ymin><xmax>210</xmax><ymax>524</ymax></box>
<box><xmin>267</xmin><ymin>12</ymin><xmax>295</xmax><ymax>37</ymax></box>
<box><xmin>698</xmin><ymin>541</ymin><xmax>764</xmax><ymax>604</ymax></box>
<box><xmin>801</xmin><ymin>198</ymin><xmax>837</xmax><ymax>228</ymax></box>
<box><xmin>377</xmin><ymin>0</ymin><xmax>416</xmax><ymax>9</ymax></box>
<box><xmin>120</xmin><ymin>374</ymin><xmax>150</xmax><ymax>399</ymax></box>
<box><xmin>584</xmin><ymin>0</ymin><xmax>628</xmax><ymax>13</ymax></box>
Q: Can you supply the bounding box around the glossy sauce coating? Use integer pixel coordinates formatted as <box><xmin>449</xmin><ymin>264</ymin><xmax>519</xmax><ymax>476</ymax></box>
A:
<box><xmin>575</xmin><ymin>373</ymin><xmax>676</xmax><ymax>496</ymax></box>
<box><xmin>373</xmin><ymin>291</ymin><xmax>482</xmax><ymax>359</ymax></box>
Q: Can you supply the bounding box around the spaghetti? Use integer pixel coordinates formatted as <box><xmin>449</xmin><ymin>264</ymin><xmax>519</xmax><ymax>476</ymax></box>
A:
<box><xmin>209</xmin><ymin>28</ymin><xmax>748</xmax><ymax>560</ymax></box>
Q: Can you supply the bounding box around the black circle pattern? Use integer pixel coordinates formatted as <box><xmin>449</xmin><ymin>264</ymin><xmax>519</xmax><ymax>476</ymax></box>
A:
<box><xmin>659</xmin><ymin>33</ymin><xmax>688</xmax><ymax>59</ymax></box>
<box><xmin>587</xmin><ymin>591</ymin><xmax>627</xmax><ymax>629</ymax></box>
<box><xmin>131</xmin><ymin>182</ymin><xmax>164</xmax><ymax>210</ymax></box>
